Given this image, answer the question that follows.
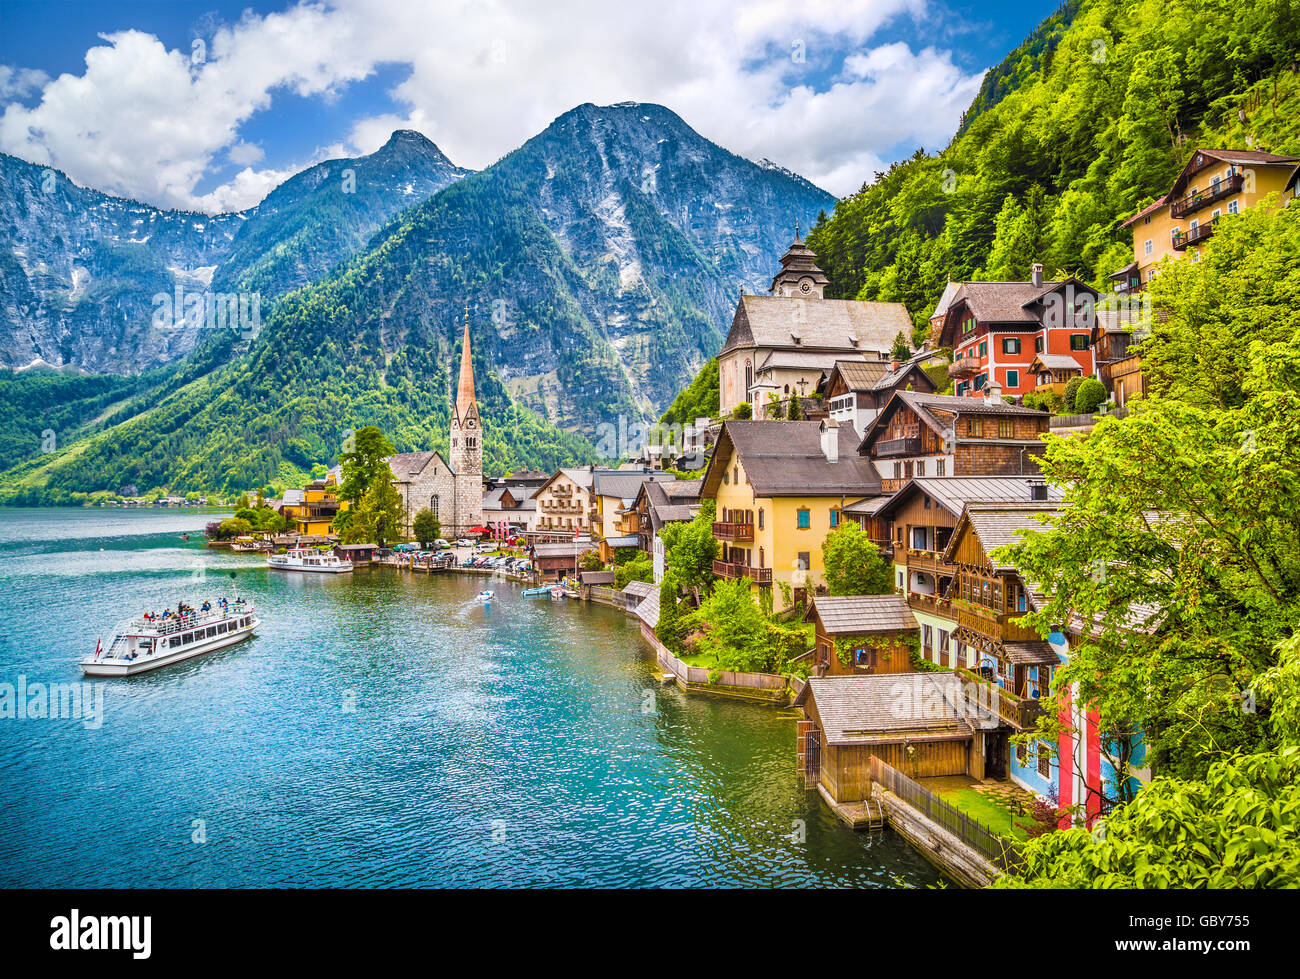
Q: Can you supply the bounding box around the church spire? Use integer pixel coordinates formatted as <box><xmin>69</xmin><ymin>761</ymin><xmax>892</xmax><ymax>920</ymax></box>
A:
<box><xmin>456</xmin><ymin>304</ymin><xmax>476</xmax><ymax>423</ymax></box>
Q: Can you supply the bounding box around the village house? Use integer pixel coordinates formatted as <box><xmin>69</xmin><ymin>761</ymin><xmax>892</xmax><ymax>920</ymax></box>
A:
<box><xmin>589</xmin><ymin>469</ymin><xmax>676</xmax><ymax>549</ymax></box>
<box><xmin>633</xmin><ymin>478</ymin><xmax>702</xmax><ymax>583</ymax></box>
<box><xmin>795</xmin><ymin>674</ymin><xmax>1005</xmax><ymax>805</ymax></box>
<box><xmin>935</xmin><ymin>266</ymin><xmax>1101</xmax><ymax>400</ymax></box>
<box><xmin>702</xmin><ymin>419</ymin><xmax>880</xmax><ymax>609</ymax></box>
<box><xmin>531</xmin><ymin>540</ymin><xmax>595</xmax><ymax>582</ymax></box>
<box><xmin>1113</xmin><ymin>147</ymin><xmax>1300</xmax><ymax>295</ymax></box>
<box><xmin>859</xmin><ymin>389</ymin><xmax>1051</xmax><ymax>494</ymax></box>
<box><xmin>529</xmin><ymin>468</ymin><xmax>596</xmax><ymax>541</ymax></box>
<box><xmin>717</xmin><ymin>237</ymin><xmax>912</xmax><ymax>418</ymax></box>
<box><xmin>819</xmin><ymin>356</ymin><xmax>937</xmax><ymax>436</ymax></box>
<box><xmin>481</xmin><ymin>483</ymin><xmax>537</xmax><ymax>537</ymax></box>
<box><xmin>803</xmin><ymin>594</ymin><xmax>919</xmax><ymax>677</ymax></box>
<box><xmin>286</xmin><ymin>473</ymin><xmax>344</xmax><ymax>536</ymax></box>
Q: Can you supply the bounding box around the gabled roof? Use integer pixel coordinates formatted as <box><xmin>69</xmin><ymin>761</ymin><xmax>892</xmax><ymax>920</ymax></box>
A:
<box><xmin>591</xmin><ymin>469</ymin><xmax>674</xmax><ymax>502</ymax></box>
<box><xmin>872</xmin><ymin>476</ymin><xmax>1064</xmax><ymax>521</ymax></box>
<box><xmin>859</xmin><ymin>390</ymin><xmax>1049</xmax><ymax>455</ymax></box>
<box><xmin>387</xmin><ymin>450</ymin><xmax>452</xmax><ymax>482</ymax></box>
<box><xmin>1168</xmin><ymin>148</ymin><xmax>1300</xmax><ymax>198</ymax></box>
<box><xmin>622</xmin><ymin>580</ymin><xmax>656</xmax><ymax>601</ymax></box>
<box><xmin>532</xmin><ymin>541</ymin><xmax>596</xmax><ymax>559</ymax></box>
<box><xmin>1027</xmin><ymin>353</ymin><xmax>1084</xmax><ymax>373</ymax></box>
<box><xmin>940</xmin><ymin>501</ymin><xmax>1059</xmax><ymax>571</ymax></box>
<box><xmin>804</xmin><ymin>595</ymin><xmax>918</xmax><ymax>635</ymax></box>
<box><xmin>937</xmin><ymin>279</ymin><xmax>1101</xmax><ymax>346</ymax></box>
<box><xmin>806</xmin><ymin>674</ymin><xmax>991</xmax><ymax>744</ymax></box>
<box><xmin>720</xmin><ymin>295</ymin><xmax>911</xmax><ymax>356</ymax></box>
<box><xmin>633</xmin><ymin>589</ymin><xmax>660</xmax><ymax>629</ymax></box>
<box><xmin>703</xmin><ymin>420</ymin><xmax>881</xmax><ymax>498</ymax></box>
<box><xmin>531</xmin><ymin>467</ymin><xmax>596</xmax><ymax>499</ymax></box>
<box><xmin>757</xmin><ymin>349</ymin><xmax>864</xmax><ymax>374</ymax></box>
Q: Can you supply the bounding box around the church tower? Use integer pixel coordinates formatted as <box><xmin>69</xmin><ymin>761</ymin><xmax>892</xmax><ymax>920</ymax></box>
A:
<box><xmin>769</xmin><ymin>225</ymin><xmax>829</xmax><ymax>298</ymax></box>
<box><xmin>448</xmin><ymin>309</ymin><xmax>484</xmax><ymax>536</ymax></box>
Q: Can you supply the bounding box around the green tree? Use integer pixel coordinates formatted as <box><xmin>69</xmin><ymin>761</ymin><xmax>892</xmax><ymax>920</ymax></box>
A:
<box><xmin>615</xmin><ymin>553</ymin><xmax>654</xmax><ymax>589</ymax></box>
<box><xmin>412</xmin><ymin>507</ymin><xmax>441</xmax><ymax>547</ymax></box>
<box><xmin>343</xmin><ymin>471</ymin><xmax>405</xmax><ymax>545</ymax></box>
<box><xmin>655</xmin><ymin>577</ymin><xmax>686</xmax><ymax>652</ymax></box>
<box><xmin>692</xmin><ymin>577</ymin><xmax>772</xmax><ymax>673</ymax></box>
<box><xmin>217</xmin><ymin>517</ymin><xmax>252</xmax><ymax>538</ymax></box>
<box><xmin>579</xmin><ymin>550</ymin><xmax>604</xmax><ymax>572</ymax></box>
<box><xmin>891</xmin><ymin>331</ymin><xmax>912</xmax><ymax>361</ymax></box>
<box><xmin>659</xmin><ymin>501</ymin><xmax>718</xmax><ymax>590</ymax></box>
<box><xmin>821</xmin><ymin>522</ymin><xmax>893</xmax><ymax>596</ymax></box>
<box><xmin>1061</xmin><ymin>376</ymin><xmax>1082</xmax><ymax>413</ymax></box>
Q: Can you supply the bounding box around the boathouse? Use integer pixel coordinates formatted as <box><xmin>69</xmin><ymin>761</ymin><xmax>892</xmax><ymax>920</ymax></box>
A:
<box><xmin>796</xmin><ymin>674</ymin><xmax>1001</xmax><ymax>803</ymax></box>
<box><xmin>803</xmin><ymin>594</ymin><xmax>919</xmax><ymax>677</ymax></box>
<box><xmin>532</xmin><ymin>540</ymin><xmax>594</xmax><ymax>581</ymax></box>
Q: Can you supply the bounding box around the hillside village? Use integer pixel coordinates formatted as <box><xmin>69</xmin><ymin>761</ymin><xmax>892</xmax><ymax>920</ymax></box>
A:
<box><xmin>190</xmin><ymin>143</ymin><xmax>1300</xmax><ymax>885</ymax></box>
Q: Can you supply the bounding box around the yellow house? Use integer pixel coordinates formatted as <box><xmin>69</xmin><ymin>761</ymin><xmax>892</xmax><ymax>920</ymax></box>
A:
<box><xmin>1113</xmin><ymin>147</ymin><xmax>1300</xmax><ymax>294</ymax></box>
<box><xmin>280</xmin><ymin>472</ymin><xmax>346</xmax><ymax>537</ymax></box>
<box><xmin>701</xmin><ymin>420</ymin><xmax>882</xmax><ymax>610</ymax></box>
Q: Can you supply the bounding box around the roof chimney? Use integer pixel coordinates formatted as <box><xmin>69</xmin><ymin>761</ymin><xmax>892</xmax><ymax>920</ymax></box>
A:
<box><xmin>820</xmin><ymin>420</ymin><xmax>839</xmax><ymax>464</ymax></box>
<box><xmin>1027</xmin><ymin>477</ymin><xmax>1048</xmax><ymax>502</ymax></box>
<box><xmin>1031</xmin><ymin>262</ymin><xmax>1044</xmax><ymax>289</ymax></box>
<box><xmin>984</xmin><ymin>381</ymin><xmax>1003</xmax><ymax>406</ymax></box>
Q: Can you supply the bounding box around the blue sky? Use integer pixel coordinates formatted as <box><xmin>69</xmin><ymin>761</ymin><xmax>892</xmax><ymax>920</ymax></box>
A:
<box><xmin>0</xmin><ymin>0</ymin><xmax>1060</xmax><ymax>210</ymax></box>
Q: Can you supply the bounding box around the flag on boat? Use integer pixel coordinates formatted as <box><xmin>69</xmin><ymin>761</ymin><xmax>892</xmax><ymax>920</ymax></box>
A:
<box><xmin>93</xmin><ymin>637</ymin><xmax>103</xmax><ymax>661</ymax></box>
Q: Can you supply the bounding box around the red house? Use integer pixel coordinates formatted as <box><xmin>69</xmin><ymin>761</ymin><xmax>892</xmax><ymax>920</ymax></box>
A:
<box><xmin>934</xmin><ymin>264</ymin><xmax>1101</xmax><ymax>399</ymax></box>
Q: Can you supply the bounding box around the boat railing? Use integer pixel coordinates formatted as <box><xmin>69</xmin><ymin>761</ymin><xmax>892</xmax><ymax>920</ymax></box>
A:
<box><xmin>126</xmin><ymin>600</ymin><xmax>252</xmax><ymax>634</ymax></box>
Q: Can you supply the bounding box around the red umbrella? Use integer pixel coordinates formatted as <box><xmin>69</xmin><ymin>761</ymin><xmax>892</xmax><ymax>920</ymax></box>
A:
<box><xmin>467</xmin><ymin>526</ymin><xmax>491</xmax><ymax>535</ymax></box>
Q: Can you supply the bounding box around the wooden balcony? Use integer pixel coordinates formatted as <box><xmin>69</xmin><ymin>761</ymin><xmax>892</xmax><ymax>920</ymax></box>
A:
<box><xmin>953</xmin><ymin>602</ymin><xmax>1042</xmax><ymax>643</ymax></box>
<box><xmin>876</xmin><ymin>436</ymin><xmax>923</xmax><ymax>457</ymax></box>
<box><xmin>949</xmin><ymin>358</ymin><xmax>980</xmax><ymax>378</ymax></box>
<box><xmin>907</xmin><ymin>592</ymin><xmax>953</xmax><ymax>618</ymax></box>
<box><xmin>904</xmin><ymin>548</ymin><xmax>944</xmax><ymax>573</ymax></box>
<box><xmin>712</xmin><ymin>521</ymin><xmax>755</xmax><ymax>542</ymax></box>
<box><xmin>712</xmin><ymin>559</ymin><xmax>772</xmax><ymax>585</ymax></box>
<box><xmin>881</xmin><ymin>478</ymin><xmax>907</xmax><ymax>493</ymax></box>
<box><xmin>956</xmin><ymin>667</ymin><xmax>1044</xmax><ymax>731</ymax></box>
<box><xmin>1172</xmin><ymin>217</ymin><xmax>1218</xmax><ymax>251</ymax></box>
<box><xmin>1170</xmin><ymin>172</ymin><xmax>1243</xmax><ymax>218</ymax></box>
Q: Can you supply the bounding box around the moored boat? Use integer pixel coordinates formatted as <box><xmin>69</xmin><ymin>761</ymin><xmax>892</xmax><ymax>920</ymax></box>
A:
<box><xmin>81</xmin><ymin>598</ymin><xmax>259</xmax><ymax>677</ymax></box>
<box><xmin>267</xmin><ymin>547</ymin><xmax>353</xmax><ymax>573</ymax></box>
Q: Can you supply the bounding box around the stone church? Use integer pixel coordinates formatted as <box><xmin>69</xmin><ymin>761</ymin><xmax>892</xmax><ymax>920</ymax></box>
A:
<box><xmin>387</xmin><ymin>316</ymin><xmax>485</xmax><ymax>539</ymax></box>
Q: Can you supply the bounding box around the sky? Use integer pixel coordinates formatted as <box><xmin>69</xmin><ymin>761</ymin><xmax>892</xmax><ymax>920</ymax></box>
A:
<box><xmin>0</xmin><ymin>0</ymin><xmax>1058</xmax><ymax>213</ymax></box>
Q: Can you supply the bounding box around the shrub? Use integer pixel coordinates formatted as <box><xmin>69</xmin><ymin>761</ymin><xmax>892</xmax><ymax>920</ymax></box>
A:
<box><xmin>1061</xmin><ymin>376</ymin><xmax>1083</xmax><ymax>413</ymax></box>
<box><xmin>732</xmin><ymin>401</ymin><xmax>752</xmax><ymax>420</ymax></box>
<box><xmin>1074</xmin><ymin>377</ymin><xmax>1108</xmax><ymax>414</ymax></box>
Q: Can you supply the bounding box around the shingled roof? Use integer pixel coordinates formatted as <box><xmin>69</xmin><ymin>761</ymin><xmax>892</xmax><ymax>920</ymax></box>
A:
<box><xmin>387</xmin><ymin>450</ymin><xmax>451</xmax><ymax>482</ymax></box>
<box><xmin>704</xmin><ymin>420</ymin><xmax>881</xmax><ymax>498</ymax></box>
<box><xmin>860</xmin><ymin>390</ymin><xmax>1049</xmax><ymax>455</ymax></box>
<box><xmin>806</xmin><ymin>674</ymin><xmax>986</xmax><ymax>744</ymax></box>
<box><xmin>941</xmin><ymin>502</ymin><xmax>1060</xmax><ymax>570</ymax></box>
<box><xmin>873</xmin><ymin>476</ymin><xmax>1064</xmax><ymax>520</ymax></box>
<box><xmin>804</xmin><ymin>595</ymin><xmax>918</xmax><ymax>635</ymax></box>
<box><xmin>721</xmin><ymin>295</ymin><xmax>912</xmax><ymax>356</ymax></box>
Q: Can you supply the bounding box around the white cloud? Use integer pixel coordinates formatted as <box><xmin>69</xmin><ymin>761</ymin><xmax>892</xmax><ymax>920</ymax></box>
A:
<box><xmin>0</xmin><ymin>65</ymin><xmax>51</xmax><ymax>101</ymax></box>
<box><xmin>0</xmin><ymin>0</ymin><xmax>986</xmax><ymax>210</ymax></box>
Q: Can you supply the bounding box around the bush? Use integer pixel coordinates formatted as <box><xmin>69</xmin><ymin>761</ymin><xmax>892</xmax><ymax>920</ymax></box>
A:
<box><xmin>732</xmin><ymin>401</ymin><xmax>752</xmax><ymax>420</ymax></box>
<box><xmin>412</xmin><ymin>508</ymin><xmax>440</xmax><ymax>547</ymax></box>
<box><xmin>1061</xmin><ymin>376</ymin><xmax>1083</xmax><ymax>413</ymax></box>
<box><xmin>1023</xmin><ymin>390</ymin><xmax>1062</xmax><ymax>414</ymax></box>
<box><xmin>1074</xmin><ymin>377</ymin><xmax>1108</xmax><ymax>414</ymax></box>
<box><xmin>615</xmin><ymin>553</ymin><xmax>654</xmax><ymax>589</ymax></box>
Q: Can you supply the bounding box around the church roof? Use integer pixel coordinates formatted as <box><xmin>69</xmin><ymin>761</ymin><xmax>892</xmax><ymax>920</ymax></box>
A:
<box><xmin>720</xmin><ymin>295</ymin><xmax>912</xmax><ymax>357</ymax></box>
<box><xmin>387</xmin><ymin>451</ymin><xmax>452</xmax><ymax>482</ymax></box>
<box><xmin>455</xmin><ymin>314</ymin><xmax>477</xmax><ymax>426</ymax></box>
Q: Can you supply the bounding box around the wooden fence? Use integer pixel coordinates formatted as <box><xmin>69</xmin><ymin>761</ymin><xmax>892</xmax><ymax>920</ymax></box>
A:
<box><xmin>644</xmin><ymin>632</ymin><xmax>786</xmax><ymax>692</ymax></box>
<box><xmin>867</xmin><ymin>756</ymin><xmax>1022</xmax><ymax>874</ymax></box>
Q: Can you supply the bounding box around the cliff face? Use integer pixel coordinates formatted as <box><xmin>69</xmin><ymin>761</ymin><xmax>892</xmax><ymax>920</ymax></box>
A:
<box><xmin>0</xmin><ymin>131</ymin><xmax>469</xmax><ymax>374</ymax></box>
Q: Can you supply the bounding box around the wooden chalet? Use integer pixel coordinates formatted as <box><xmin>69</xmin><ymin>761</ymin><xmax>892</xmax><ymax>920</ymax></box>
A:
<box><xmin>859</xmin><ymin>390</ymin><xmax>1051</xmax><ymax>493</ymax></box>
<box><xmin>803</xmin><ymin>595</ymin><xmax>919</xmax><ymax>676</ymax></box>
<box><xmin>820</xmin><ymin>357</ymin><xmax>937</xmax><ymax>435</ymax></box>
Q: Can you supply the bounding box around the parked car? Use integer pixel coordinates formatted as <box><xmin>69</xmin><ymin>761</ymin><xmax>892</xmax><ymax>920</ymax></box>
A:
<box><xmin>433</xmin><ymin>539</ymin><xmax>449</xmax><ymax>549</ymax></box>
<box><xmin>455</xmin><ymin>538</ymin><xmax>475</xmax><ymax>548</ymax></box>
<box><xmin>474</xmin><ymin>541</ymin><xmax>496</xmax><ymax>554</ymax></box>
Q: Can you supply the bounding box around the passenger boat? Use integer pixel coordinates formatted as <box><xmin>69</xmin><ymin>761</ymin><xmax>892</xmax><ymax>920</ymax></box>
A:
<box><xmin>521</xmin><ymin>585</ymin><xmax>552</xmax><ymax>597</ymax></box>
<box><xmin>267</xmin><ymin>547</ymin><xmax>353</xmax><ymax>573</ymax></box>
<box><xmin>81</xmin><ymin>599</ymin><xmax>259</xmax><ymax>676</ymax></box>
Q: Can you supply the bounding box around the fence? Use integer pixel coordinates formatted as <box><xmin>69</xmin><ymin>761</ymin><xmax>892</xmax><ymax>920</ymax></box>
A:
<box><xmin>1049</xmin><ymin>405</ymin><xmax>1130</xmax><ymax>429</ymax></box>
<box><xmin>867</xmin><ymin>756</ymin><xmax>1022</xmax><ymax>874</ymax></box>
<box><xmin>644</xmin><ymin>632</ymin><xmax>786</xmax><ymax>692</ymax></box>
<box><xmin>587</xmin><ymin>586</ymin><xmax>620</xmax><ymax>606</ymax></box>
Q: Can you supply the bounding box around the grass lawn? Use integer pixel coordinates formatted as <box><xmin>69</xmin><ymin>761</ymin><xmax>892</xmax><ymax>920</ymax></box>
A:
<box><xmin>933</xmin><ymin>785</ymin><xmax>1030</xmax><ymax>841</ymax></box>
<box><xmin>677</xmin><ymin>651</ymin><xmax>719</xmax><ymax>670</ymax></box>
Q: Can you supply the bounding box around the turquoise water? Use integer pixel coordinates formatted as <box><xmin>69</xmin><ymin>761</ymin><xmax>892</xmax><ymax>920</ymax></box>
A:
<box><xmin>0</xmin><ymin>508</ymin><xmax>941</xmax><ymax>888</ymax></box>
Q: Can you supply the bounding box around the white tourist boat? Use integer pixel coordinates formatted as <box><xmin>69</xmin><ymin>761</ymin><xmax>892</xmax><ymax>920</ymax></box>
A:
<box><xmin>81</xmin><ymin>599</ymin><xmax>260</xmax><ymax>677</ymax></box>
<box><xmin>267</xmin><ymin>547</ymin><xmax>354</xmax><ymax>573</ymax></box>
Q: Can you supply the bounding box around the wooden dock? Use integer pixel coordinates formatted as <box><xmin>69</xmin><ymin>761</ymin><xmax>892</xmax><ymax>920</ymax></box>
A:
<box><xmin>817</xmin><ymin>784</ymin><xmax>884</xmax><ymax>830</ymax></box>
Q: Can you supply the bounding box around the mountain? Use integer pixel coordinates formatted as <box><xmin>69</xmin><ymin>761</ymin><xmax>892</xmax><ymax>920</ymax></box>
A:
<box><xmin>806</xmin><ymin>0</ymin><xmax>1300</xmax><ymax>336</ymax></box>
<box><xmin>0</xmin><ymin>131</ymin><xmax>469</xmax><ymax>374</ymax></box>
<box><xmin>0</xmin><ymin>102</ymin><xmax>833</xmax><ymax>498</ymax></box>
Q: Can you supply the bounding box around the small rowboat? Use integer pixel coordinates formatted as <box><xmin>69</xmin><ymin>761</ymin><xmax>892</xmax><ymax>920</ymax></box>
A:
<box><xmin>521</xmin><ymin>586</ymin><xmax>552</xmax><ymax>597</ymax></box>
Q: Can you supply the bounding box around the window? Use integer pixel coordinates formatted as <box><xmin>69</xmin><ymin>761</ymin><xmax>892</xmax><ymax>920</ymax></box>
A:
<box><xmin>1034</xmin><ymin>335</ymin><xmax>1044</xmax><ymax>353</ymax></box>
<box><xmin>1070</xmin><ymin>334</ymin><xmax>1090</xmax><ymax>351</ymax></box>
<box><xmin>1037</xmin><ymin>742</ymin><xmax>1052</xmax><ymax>778</ymax></box>
<box><xmin>923</xmin><ymin>624</ymin><xmax>933</xmax><ymax>651</ymax></box>
<box><xmin>966</xmin><ymin>418</ymin><xmax>982</xmax><ymax>437</ymax></box>
<box><xmin>797</xmin><ymin>552</ymin><xmax>810</xmax><ymax>570</ymax></box>
<box><xmin>430</xmin><ymin>494</ymin><xmax>440</xmax><ymax>519</ymax></box>
<box><xmin>797</xmin><ymin>508</ymin><xmax>810</xmax><ymax>529</ymax></box>
<box><xmin>893</xmin><ymin>462</ymin><xmax>902</xmax><ymax>479</ymax></box>
<box><xmin>1143</xmin><ymin>238</ymin><xmax>1153</xmax><ymax>256</ymax></box>
<box><xmin>1002</xmin><ymin>337</ymin><xmax>1021</xmax><ymax>355</ymax></box>
<box><xmin>962</xmin><ymin>315</ymin><xmax>975</xmax><ymax>333</ymax></box>
<box><xmin>974</xmin><ymin>374</ymin><xmax>986</xmax><ymax>391</ymax></box>
<box><xmin>758</xmin><ymin>508</ymin><xmax>764</xmax><ymax>530</ymax></box>
<box><xmin>935</xmin><ymin>459</ymin><xmax>946</xmax><ymax>476</ymax></box>
<box><xmin>897</xmin><ymin>569</ymin><xmax>904</xmax><ymax>588</ymax></box>
<box><xmin>1005</xmin><ymin>370</ymin><xmax>1019</xmax><ymax>389</ymax></box>
<box><xmin>1228</xmin><ymin>199</ymin><xmax>1239</xmax><ymax>215</ymax></box>
<box><xmin>998</xmin><ymin>419</ymin><xmax>1013</xmax><ymax>438</ymax></box>
<box><xmin>733</xmin><ymin>465</ymin><xmax>739</xmax><ymax>483</ymax></box>
<box><xmin>978</xmin><ymin>341</ymin><xmax>988</xmax><ymax>358</ymax></box>
<box><xmin>1017</xmin><ymin>741</ymin><xmax>1028</xmax><ymax>764</ymax></box>
<box><xmin>939</xmin><ymin>629</ymin><xmax>949</xmax><ymax>656</ymax></box>
<box><xmin>829</xmin><ymin>509</ymin><xmax>839</xmax><ymax>528</ymax></box>
<box><xmin>915</xmin><ymin>461</ymin><xmax>925</xmax><ymax>477</ymax></box>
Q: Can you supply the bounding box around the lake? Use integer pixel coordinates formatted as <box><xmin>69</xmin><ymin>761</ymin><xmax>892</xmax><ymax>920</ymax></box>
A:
<box><xmin>0</xmin><ymin>508</ymin><xmax>941</xmax><ymax>888</ymax></box>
